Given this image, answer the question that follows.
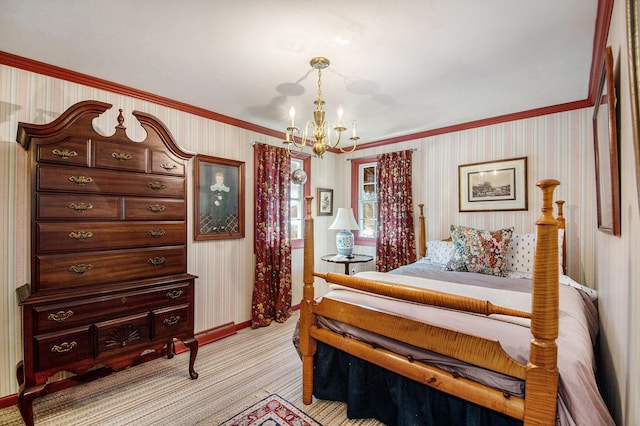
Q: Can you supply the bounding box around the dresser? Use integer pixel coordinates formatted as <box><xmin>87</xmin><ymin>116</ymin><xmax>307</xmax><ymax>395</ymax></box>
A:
<box><xmin>15</xmin><ymin>101</ymin><xmax>198</xmax><ymax>426</ymax></box>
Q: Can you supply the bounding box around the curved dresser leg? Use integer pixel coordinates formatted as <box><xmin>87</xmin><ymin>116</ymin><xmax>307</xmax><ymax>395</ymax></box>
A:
<box><xmin>183</xmin><ymin>337</ymin><xmax>199</xmax><ymax>379</ymax></box>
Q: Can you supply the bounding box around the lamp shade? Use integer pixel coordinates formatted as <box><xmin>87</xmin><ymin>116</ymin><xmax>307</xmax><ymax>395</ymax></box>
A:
<box><xmin>328</xmin><ymin>208</ymin><xmax>360</xmax><ymax>230</ymax></box>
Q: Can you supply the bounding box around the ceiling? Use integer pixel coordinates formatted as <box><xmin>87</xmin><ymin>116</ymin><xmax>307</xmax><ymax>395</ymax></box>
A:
<box><xmin>0</xmin><ymin>1</ymin><xmax>599</xmax><ymax>144</ymax></box>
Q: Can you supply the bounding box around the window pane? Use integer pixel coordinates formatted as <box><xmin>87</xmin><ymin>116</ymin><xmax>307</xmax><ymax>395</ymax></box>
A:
<box><xmin>291</xmin><ymin>220</ymin><xmax>301</xmax><ymax>240</ymax></box>
<box><xmin>364</xmin><ymin>166</ymin><xmax>376</xmax><ymax>183</ymax></box>
<box><xmin>290</xmin><ymin>200</ymin><xmax>301</xmax><ymax>220</ymax></box>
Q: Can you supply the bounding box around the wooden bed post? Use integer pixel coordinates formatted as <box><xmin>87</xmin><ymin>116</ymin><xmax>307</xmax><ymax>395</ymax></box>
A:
<box><xmin>524</xmin><ymin>179</ymin><xmax>560</xmax><ymax>425</ymax></box>
<box><xmin>418</xmin><ymin>204</ymin><xmax>426</xmax><ymax>258</ymax></box>
<box><xmin>300</xmin><ymin>195</ymin><xmax>317</xmax><ymax>405</ymax></box>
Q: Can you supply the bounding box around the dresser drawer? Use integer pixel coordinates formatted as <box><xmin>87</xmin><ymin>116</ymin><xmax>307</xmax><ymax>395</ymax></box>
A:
<box><xmin>36</xmin><ymin>137</ymin><xmax>90</xmax><ymax>167</ymax></box>
<box><xmin>37</xmin><ymin>194</ymin><xmax>121</xmax><ymax>220</ymax></box>
<box><xmin>152</xmin><ymin>304</ymin><xmax>191</xmax><ymax>339</ymax></box>
<box><xmin>37</xmin><ymin>164</ymin><xmax>185</xmax><ymax>198</ymax></box>
<box><xmin>124</xmin><ymin>198</ymin><xmax>185</xmax><ymax>220</ymax></box>
<box><xmin>94</xmin><ymin>140</ymin><xmax>148</xmax><ymax>172</ymax></box>
<box><xmin>35</xmin><ymin>326</ymin><xmax>92</xmax><ymax>371</ymax></box>
<box><xmin>36</xmin><ymin>247</ymin><xmax>187</xmax><ymax>291</ymax></box>
<box><xmin>95</xmin><ymin>313</ymin><xmax>151</xmax><ymax>358</ymax></box>
<box><xmin>151</xmin><ymin>150</ymin><xmax>185</xmax><ymax>176</ymax></box>
<box><xmin>37</xmin><ymin>221</ymin><xmax>186</xmax><ymax>253</ymax></box>
<box><xmin>33</xmin><ymin>281</ymin><xmax>192</xmax><ymax>334</ymax></box>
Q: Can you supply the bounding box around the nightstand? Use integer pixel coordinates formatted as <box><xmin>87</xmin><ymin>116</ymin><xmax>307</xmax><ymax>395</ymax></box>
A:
<box><xmin>321</xmin><ymin>254</ymin><xmax>374</xmax><ymax>275</ymax></box>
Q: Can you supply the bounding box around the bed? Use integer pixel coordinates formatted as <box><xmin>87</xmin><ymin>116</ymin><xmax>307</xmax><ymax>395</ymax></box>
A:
<box><xmin>297</xmin><ymin>179</ymin><xmax>613</xmax><ymax>425</ymax></box>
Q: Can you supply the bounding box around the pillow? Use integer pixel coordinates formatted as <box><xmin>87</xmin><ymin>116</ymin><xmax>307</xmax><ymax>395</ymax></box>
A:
<box><xmin>445</xmin><ymin>225</ymin><xmax>514</xmax><ymax>277</ymax></box>
<box><xmin>421</xmin><ymin>240</ymin><xmax>456</xmax><ymax>266</ymax></box>
<box><xmin>506</xmin><ymin>229</ymin><xmax>565</xmax><ymax>273</ymax></box>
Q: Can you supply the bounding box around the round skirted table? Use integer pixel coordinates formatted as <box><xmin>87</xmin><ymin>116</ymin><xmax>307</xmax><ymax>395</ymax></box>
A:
<box><xmin>321</xmin><ymin>254</ymin><xmax>374</xmax><ymax>275</ymax></box>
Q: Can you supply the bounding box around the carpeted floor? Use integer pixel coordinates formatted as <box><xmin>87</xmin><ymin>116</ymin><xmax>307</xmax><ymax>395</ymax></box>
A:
<box><xmin>0</xmin><ymin>310</ymin><xmax>383</xmax><ymax>425</ymax></box>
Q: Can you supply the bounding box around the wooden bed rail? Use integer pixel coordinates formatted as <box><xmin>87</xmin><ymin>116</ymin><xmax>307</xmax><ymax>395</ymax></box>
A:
<box><xmin>313</xmin><ymin>271</ymin><xmax>531</xmax><ymax>319</ymax></box>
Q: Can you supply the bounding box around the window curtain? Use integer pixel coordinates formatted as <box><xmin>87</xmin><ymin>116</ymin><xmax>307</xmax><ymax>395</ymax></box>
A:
<box><xmin>375</xmin><ymin>150</ymin><xmax>416</xmax><ymax>272</ymax></box>
<box><xmin>252</xmin><ymin>144</ymin><xmax>292</xmax><ymax>328</ymax></box>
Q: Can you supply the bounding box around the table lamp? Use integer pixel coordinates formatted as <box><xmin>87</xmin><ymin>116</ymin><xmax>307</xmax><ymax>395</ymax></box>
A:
<box><xmin>328</xmin><ymin>208</ymin><xmax>361</xmax><ymax>258</ymax></box>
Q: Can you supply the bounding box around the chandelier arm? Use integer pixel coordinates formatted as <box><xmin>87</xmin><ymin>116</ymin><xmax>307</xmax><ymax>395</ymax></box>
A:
<box><xmin>338</xmin><ymin>139</ymin><xmax>358</xmax><ymax>154</ymax></box>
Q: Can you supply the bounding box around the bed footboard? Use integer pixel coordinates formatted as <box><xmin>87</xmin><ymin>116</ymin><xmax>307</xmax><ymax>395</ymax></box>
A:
<box><xmin>300</xmin><ymin>180</ymin><xmax>561</xmax><ymax>425</ymax></box>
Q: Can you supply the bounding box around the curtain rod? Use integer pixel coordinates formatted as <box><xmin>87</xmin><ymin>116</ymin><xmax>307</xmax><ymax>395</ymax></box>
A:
<box><xmin>344</xmin><ymin>147</ymin><xmax>420</xmax><ymax>161</ymax></box>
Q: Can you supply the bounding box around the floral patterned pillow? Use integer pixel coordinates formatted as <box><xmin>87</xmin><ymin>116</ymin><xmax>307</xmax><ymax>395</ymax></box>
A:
<box><xmin>445</xmin><ymin>225</ymin><xmax>514</xmax><ymax>277</ymax></box>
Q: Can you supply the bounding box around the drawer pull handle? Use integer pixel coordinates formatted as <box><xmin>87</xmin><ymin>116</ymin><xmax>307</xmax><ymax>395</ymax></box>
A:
<box><xmin>69</xmin><ymin>264</ymin><xmax>93</xmax><ymax>274</ymax></box>
<box><xmin>166</xmin><ymin>290</ymin><xmax>183</xmax><ymax>300</ymax></box>
<box><xmin>148</xmin><ymin>257</ymin><xmax>165</xmax><ymax>266</ymax></box>
<box><xmin>47</xmin><ymin>310</ymin><xmax>74</xmax><ymax>322</ymax></box>
<box><xmin>51</xmin><ymin>341</ymin><xmax>77</xmax><ymax>353</ymax></box>
<box><xmin>69</xmin><ymin>231</ymin><xmax>93</xmax><ymax>240</ymax></box>
<box><xmin>68</xmin><ymin>202</ymin><xmax>93</xmax><ymax>212</ymax></box>
<box><xmin>160</xmin><ymin>163</ymin><xmax>176</xmax><ymax>170</ymax></box>
<box><xmin>69</xmin><ymin>176</ymin><xmax>93</xmax><ymax>185</ymax></box>
<box><xmin>163</xmin><ymin>316</ymin><xmax>181</xmax><ymax>326</ymax></box>
<box><xmin>147</xmin><ymin>205</ymin><xmax>166</xmax><ymax>213</ymax></box>
<box><xmin>148</xmin><ymin>182</ymin><xmax>166</xmax><ymax>190</ymax></box>
<box><xmin>148</xmin><ymin>229</ymin><xmax>166</xmax><ymax>237</ymax></box>
<box><xmin>112</xmin><ymin>152</ymin><xmax>132</xmax><ymax>161</ymax></box>
<box><xmin>52</xmin><ymin>148</ymin><xmax>78</xmax><ymax>159</ymax></box>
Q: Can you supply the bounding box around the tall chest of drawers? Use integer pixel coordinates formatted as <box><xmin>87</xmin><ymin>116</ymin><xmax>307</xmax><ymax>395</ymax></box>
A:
<box><xmin>15</xmin><ymin>101</ymin><xmax>198</xmax><ymax>426</ymax></box>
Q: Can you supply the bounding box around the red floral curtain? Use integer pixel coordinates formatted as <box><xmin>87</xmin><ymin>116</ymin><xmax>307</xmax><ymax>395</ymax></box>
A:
<box><xmin>252</xmin><ymin>144</ymin><xmax>292</xmax><ymax>327</ymax></box>
<box><xmin>376</xmin><ymin>150</ymin><xmax>416</xmax><ymax>272</ymax></box>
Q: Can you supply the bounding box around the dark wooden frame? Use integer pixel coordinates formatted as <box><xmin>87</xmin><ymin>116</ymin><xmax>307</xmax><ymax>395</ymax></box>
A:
<box><xmin>194</xmin><ymin>154</ymin><xmax>245</xmax><ymax>240</ymax></box>
<box><xmin>593</xmin><ymin>45</ymin><xmax>621</xmax><ymax>236</ymax></box>
<box><xmin>628</xmin><ymin>0</ymin><xmax>640</xmax><ymax>212</ymax></box>
<box><xmin>458</xmin><ymin>157</ymin><xmax>528</xmax><ymax>212</ymax></box>
<box><xmin>316</xmin><ymin>188</ymin><xmax>333</xmax><ymax>216</ymax></box>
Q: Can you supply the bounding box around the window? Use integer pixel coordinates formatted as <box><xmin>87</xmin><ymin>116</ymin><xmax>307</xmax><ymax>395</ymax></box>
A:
<box><xmin>351</xmin><ymin>157</ymin><xmax>377</xmax><ymax>245</ymax></box>
<box><xmin>290</xmin><ymin>155</ymin><xmax>311</xmax><ymax>248</ymax></box>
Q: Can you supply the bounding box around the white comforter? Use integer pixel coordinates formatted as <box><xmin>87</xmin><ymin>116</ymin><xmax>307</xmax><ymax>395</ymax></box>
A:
<box><xmin>318</xmin><ymin>267</ymin><xmax>613</xmax><ymax>426</ymax></box>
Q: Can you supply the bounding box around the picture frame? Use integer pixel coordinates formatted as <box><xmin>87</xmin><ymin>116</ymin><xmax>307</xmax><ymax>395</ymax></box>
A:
<box><xmin>194</xmin><ymin>154</ymin><xmax>245</xmax><ymax>240</ymax></box>
<box><xmin>459</xmin><ymin>157</ymin><xmax>528</xmax><ymax>212</ymax></box>
<box><xmin>592</xmin><ymin>45</ymin><xmax>621</xmax><ymax>236</ymax></box>
<box><xmin>316</xmin><ymin>188</ymin><xmax>333</xmax><ymax>216</ymax></box>
<box><xmin>627</xmin><ymin>0</ymin><xmax>640</xmax><ymax>212</ymax></box>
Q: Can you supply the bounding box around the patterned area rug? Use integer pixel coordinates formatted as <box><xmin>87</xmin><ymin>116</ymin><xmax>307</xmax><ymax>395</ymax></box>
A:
<box><xmin>220</xmin><ymin>394</ymin><xmax>322</xmax><ymax>426</ymax></box>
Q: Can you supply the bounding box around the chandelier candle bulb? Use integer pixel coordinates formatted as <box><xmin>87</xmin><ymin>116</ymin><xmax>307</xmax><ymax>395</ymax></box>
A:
<box><xmin>352</xmin><ymin>120</ymin><xmax>357</xmax><ymax>138</ymax></box>
<box><xmin>337</xmin><ymin>105</ymin><xmax>344</xmax><ymax>127</ymax></box>
<box><xmin>289</xmin><ymin>106</ymin><xmax>296</xmax><ymax>127</ymax></box>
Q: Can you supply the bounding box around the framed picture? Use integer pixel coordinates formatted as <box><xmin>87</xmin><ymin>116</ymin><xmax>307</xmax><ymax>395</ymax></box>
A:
<box><xmin>593</xmin><ymin>45</ymin><xmax>621</xmax><ymax>236</ymax></box>
<box><xmin>459</xmin><ymin>157</ymin><xmax>528</xmax><ymax>212</ymax></box>
<box><xmin>194</xmin><ymin>154</ymin><xmax>245</xmax><ymax>240</ymax></box>
<box><xmin>627</xmin><ymin>0</ymin><xmax>640</xmax><ymax>212</ymax></box>
<box><xmin>317</xmin><ymin>188</ymin><xmax>333</xmax><ymax>216</ymax></box>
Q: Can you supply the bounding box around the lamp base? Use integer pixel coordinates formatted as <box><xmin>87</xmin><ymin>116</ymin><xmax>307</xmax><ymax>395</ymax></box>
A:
<box><xmin>336</xmin><ymin>230</ymin><xmax>355</xmax><ymax>258</ymax></box>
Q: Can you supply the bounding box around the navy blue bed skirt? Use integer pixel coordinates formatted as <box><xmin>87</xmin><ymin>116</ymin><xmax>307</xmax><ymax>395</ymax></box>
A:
<box><xmin>313</xmin><ymin>342</ymin><xmax>522</xmax><ymax>426</ymax></box>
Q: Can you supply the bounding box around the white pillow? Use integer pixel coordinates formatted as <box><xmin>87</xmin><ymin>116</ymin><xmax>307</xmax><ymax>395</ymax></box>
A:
<box><xmin>506</xmin><ymin>229</ymin><xmax>564</xmax><ymax>273</ymax></box>
<box><xmin>420</xmin><ymin>240</ymin><xmax>456</xmax><ymax>266</ymax></box>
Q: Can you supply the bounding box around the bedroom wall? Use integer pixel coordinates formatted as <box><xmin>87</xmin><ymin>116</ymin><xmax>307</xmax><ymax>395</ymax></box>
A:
<box><xmin>591</xmin><ymin>0</ymin><xmax>640</xmax><ymax>424</ymax></box>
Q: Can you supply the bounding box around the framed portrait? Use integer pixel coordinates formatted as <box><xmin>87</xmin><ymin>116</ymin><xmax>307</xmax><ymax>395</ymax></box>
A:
<box><xmin>194</xmin><ymin>155</ymin><xmax>245</xmax><ymax>240</ymax></box>
<box><xmin>628</xmin><ymin>0</ymin><xmax>640</xmax><ymax>212</ymax></box>
<box><xmin>593</xmin><ymin>45</ymin><xmax>621</xmax><ymax>236</ymax></box>
<box><xmin>459</xmin><ymin>157</ymin><xmax>528</xmax><ymax>212</ymax></box>
<box><xmin>317</xmin><ymin>188</ymin><xmax>333</xmax><ymax>216</ymax></box>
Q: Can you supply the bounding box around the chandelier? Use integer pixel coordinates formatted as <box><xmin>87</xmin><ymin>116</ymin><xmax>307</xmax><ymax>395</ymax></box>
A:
<box><xmin>284</xmin><ymin>57</ymin><xmax>359</xmax><ymax>158</ymax></box>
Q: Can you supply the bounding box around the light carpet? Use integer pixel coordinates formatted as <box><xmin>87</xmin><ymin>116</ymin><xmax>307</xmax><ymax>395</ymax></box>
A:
<box><xmin>219</xmin><ymin>394</ymin><xmax>321</xmax><ymax>426</ymax></box>
<box><xmin>0</xmin><ymin>310</ymin><xmax>383</xmax><ymax>425</ymax></box>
